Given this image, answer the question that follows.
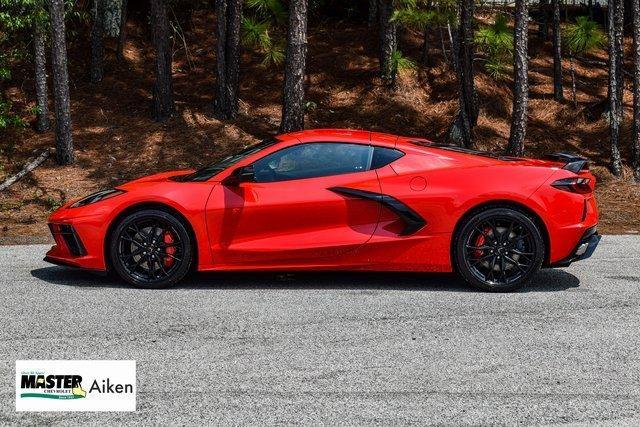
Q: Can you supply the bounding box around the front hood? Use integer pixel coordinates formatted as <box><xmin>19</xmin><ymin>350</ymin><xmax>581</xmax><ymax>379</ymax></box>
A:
<box><xmin>117</xmin><ymin>170</ymin><xmax>194</xmax><ymax>189</ymax></box>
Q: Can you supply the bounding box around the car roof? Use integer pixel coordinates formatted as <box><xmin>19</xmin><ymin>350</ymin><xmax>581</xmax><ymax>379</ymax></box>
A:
<box><xmin>280</xmin><ymin>128</ymin><xmax>399</xmax><ymax>148</ymax></box>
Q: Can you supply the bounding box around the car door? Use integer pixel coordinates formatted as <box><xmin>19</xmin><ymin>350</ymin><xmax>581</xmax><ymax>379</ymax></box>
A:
<box><xmin>205</xmin><ymin>142</ymin><xmax>383</xmax><ymax>267</ymax></box>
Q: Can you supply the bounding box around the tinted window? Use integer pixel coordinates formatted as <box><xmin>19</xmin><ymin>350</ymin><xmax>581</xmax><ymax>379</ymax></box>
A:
<box><xmin>371</xmin><ymin>147</ymin><xmax>404</xmax><ymax>169</ymax></box>
<box><xmin>253</xmin><ymin>143</ymin><xmax>373</xmax><ymax>183</ymax></box>
<box><xmin>178</xmin><ymin>138</ymin><xmax>279</xmax><ymax>181</ymax></box>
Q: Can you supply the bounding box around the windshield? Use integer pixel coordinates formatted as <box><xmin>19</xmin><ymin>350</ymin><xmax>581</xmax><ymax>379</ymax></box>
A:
<box><xmin>178</xmin><ymin>137</ymin><xmax>279</xmax><ymax>182</ymax></box>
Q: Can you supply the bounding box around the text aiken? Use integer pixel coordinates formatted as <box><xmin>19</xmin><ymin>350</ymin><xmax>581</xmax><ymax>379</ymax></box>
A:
<box><xmin>90</xmin><ymin>379</ymin><xmax>133</xmax><ymax>394</ymax></box>
<box><xmin>21</xmin><ymin>375</ymin><xmax>133</xmax><ymax>394</ymax></box>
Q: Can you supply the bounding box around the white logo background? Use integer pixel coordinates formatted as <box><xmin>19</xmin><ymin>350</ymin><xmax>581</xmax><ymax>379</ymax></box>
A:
<box><xmin>16</xmin><ymin>360</ymin><xmax>136</xmax><ymax>412</ymax></box>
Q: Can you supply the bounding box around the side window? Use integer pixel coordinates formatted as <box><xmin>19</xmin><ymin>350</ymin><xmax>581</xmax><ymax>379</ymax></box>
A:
<box><xmin>370</xmin><ymin>147</ymin><xmax>404</xmax><ymax>169</ymax></box>
<box><xmin>253</xmin><ymin>143</ymin><xmax>373</xmax><ymax>183</ymax></box>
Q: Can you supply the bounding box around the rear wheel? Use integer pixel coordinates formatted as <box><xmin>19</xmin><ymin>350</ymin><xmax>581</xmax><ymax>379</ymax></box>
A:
<box><xmin>109</xmin><ymin>209</ymin><xmax>193</xmax><ymax>288</ymax></box>
<box><xmin>454</xmin><ymin>207</ymin><xmax>544</xmax><ymax>292</ymax></box>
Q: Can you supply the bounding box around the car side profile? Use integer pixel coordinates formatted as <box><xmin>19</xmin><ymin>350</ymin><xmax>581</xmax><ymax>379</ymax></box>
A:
<box><xmin>45</xmin><ymin>129</ymin><xmax>600</xmax><ymax>291</ymax></box>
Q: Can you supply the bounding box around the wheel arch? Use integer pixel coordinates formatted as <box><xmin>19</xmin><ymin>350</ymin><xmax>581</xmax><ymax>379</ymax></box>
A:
<box><xmin>450</xmin><ymin>199</ymin><xmax>551</xmax><ymax>270</ymax></box>
<box><xmin>104</xmin><ymin>202</ymin><xmax>199</xmax><ymax>272</ymax></box>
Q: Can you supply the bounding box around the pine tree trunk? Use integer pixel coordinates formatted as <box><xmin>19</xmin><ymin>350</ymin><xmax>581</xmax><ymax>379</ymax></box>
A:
<box><xmin>116</xmin><ymin>0</ymin><xmax>128</xmax><ymax>61</ymax></box>
<box><xmin>34</xmin><ymin>21</ymin><xmax>51</xmax><ymax>133</ymax></box>
<box><xmin>213</xmin><ymin>0</ymin><xmax>243</xmax><ymax>120</ymax></box>
<box><xmin>421</xmin><ymin>29</ymin><xmax>429</xmax><ymax>65</ymax></box>
<box><xmin>507</xmin><ymin>0</ymin><xmax>529</xmax><ymax>157</ymax></box>
<box><xmin>90</xmin><ymin>0</ymin><xmax>106</xmax><ymax>83</ymax></box>
<box><xmin>378</xmin><ymin>0</ymin><xmax>397</xmax><ymax>86</ymax></box>
<box><xmin>448</xmin><ymin>0</ymin><xmax>477</xmax><ymax>147</ymax></box>
<box><xmin>570</xmin><ymin>55</ymin><xmax>577</xmax><ymax>108</ymax></box>
<box><xmin>609</xmin><ymin>0</ymin><xmax>623</xmax><ymax>176</ymax></box>
<box><xmin>439</xmin><ymin>26</ymin><xmax>449</xmax><ymax>64</ymax></box>
<box><xmin>150</xmin><ymin>0</ymin><xmax>174</xmax><ymax>122</ymax></box>
<box><xmin>280</xmin><ymin>0</ymin><xmax>308</xmax><ymax>133</ymax></box>
<box><xmin>213</xmin><ymin>0</ymin><xmax>227</xmax><ymax>119</ymax></box>
<box><xmin>632</xmin><ymin>0</ymin><xmax>640</xmax><ymax>182</ymax></box>
<box><xmin>48</xmin><ymin>0</ymin><xmax>74</xmax><ymax>165</ymax></box>
<box><xmin>224</xmin><ymin>0</ymin><xmax>242</xmax><ymax>119</ymax></box>
<box><xmin>368</xmin><ymin>0</ymin><xmax>377</xmax><ymax>29</ymax></box>
<box><xmin>552</xmin><ymin>0</ymin><xmax>563</xmax><ymax>101</ymax></box>
<box><xmin>538</xmin><ymin>0</ymin><xmax>549</xmax><ymax>40</ymax></box>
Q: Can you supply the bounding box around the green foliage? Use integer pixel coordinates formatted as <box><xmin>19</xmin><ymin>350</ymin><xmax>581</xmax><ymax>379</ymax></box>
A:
<box><xmin>0</xmin><ymin>100</ymin><xmax>27</xmax><ymax>129</ymax></box>
<box><xmin>243</xmin><ymin>0</ymin><xmax>287</xmax><ymax>67</ymax></box>
<box><xmin>475</xmin><ymin>14</ymin><xmax>513</xmax><ymax>79</ymax></box>
<box><xmin>475</xmin><ymin>14</ymin><xmax>513</xmax><ymax>55</ymax></box>
<box><xmin>0</xmin><ymin>0</ymin><xmax>85</xmax><ymax>131</ymax></box>
<box><xmin>391</xmin><ymin>50</ymin><xmax>417</xmax><ymax>75</ymax></box>
<box><xmin>245</xmin><ymin>0</ymin><xmax>287</xmax><ymax>24</ymax></box>
<box><xmin>563</xmin><ymin>16</ymin><xmax>605</xmax><ymax>56</ymax></box>
<box><xmin>391</xmin><ymin>8</ymin><xmax>436</xmax><ymax>31</ymax></box>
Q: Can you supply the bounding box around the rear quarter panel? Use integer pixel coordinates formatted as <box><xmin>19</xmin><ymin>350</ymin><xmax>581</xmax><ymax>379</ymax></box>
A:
<box><xmin>362</xmin><ymin>147</ymin><xmax>557</xmax><ymax>272</ymax></box>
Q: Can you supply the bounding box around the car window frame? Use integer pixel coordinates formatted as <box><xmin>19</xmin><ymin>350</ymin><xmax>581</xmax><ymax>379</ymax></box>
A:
<box><xmin>243</xmin><ymin>142</ymin><xmax>383</xmax><ymax>184</ymax></box>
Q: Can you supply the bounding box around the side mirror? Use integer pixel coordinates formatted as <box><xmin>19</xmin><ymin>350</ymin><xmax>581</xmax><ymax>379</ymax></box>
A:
<box><xmin>222</xmin><ymin>165</ymin><xmax>255</xmax><ymax>186</ymax></box>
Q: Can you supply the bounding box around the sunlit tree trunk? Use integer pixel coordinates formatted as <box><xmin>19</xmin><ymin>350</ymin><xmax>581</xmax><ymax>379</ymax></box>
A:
<box><xmin>632</xmin><ymin>0</ymin><xmax>640</xmax><ymax>182</ymax></box>
<box><xmin>552</xmin><ymin>0</ymin><xmax>563</xmax><ymax>101</ymax></box>
<box><xmin>378</xmin><ymin>0</ymin><xmax>397</xmax><ymax>86</ymax></box>
<box><xmin>609</xmin><ymin>0</ymin><xmax>624</xmax><ymax>176</ymax></box>
<box><xmin>507</xmin><ymin>0</ymin><xmax>529</xmax><ymax>157</ymax></box>
<box><xmin>280</xmin><ymin>0</ymin><xmax>308</xmax><ymax>132</ymax></box>
<box><xmin>569</xmin><ymin>55</ymin><xmax>577</xmax><ymax>108</ymax></box>
<box><xmin>150</xmin><ymin>0</ymin><xmax>175</xmax><ymax>121</ymax></box>
<box><xmin>34</xmin><ymin>20</ymin><xmax>51</xmax><ymax>133</ymax></box>
<box><xmin>48</xmin><ymin>0</ymin><xmax>74</xmax><ymax>165</ymax></box>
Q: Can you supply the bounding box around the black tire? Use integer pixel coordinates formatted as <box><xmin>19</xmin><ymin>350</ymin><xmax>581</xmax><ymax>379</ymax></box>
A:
<box><xmin>109</xmin><ymin>209</ymin><xmax>193</xmax><ymax>289</ymax></box>
<box><xmin>453</xmin><ymin>207</ymin><xmax>545</xmax><ymax>292</ymax></box>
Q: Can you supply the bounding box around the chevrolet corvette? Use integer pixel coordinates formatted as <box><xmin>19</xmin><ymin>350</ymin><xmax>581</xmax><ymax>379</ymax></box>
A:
<box><xmin>45</xmin><ymin>129</ymin><xmax>600</xmax><ymax>291</ymax></box>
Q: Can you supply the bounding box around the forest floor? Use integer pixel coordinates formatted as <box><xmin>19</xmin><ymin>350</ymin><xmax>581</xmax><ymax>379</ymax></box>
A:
<box><xmin>1</xmin><ymin>11</ymin><xmax>639</xmax><ymax>242</ymax></box>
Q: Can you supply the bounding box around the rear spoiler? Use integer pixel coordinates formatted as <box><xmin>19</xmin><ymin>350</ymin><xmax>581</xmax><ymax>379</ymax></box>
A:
<box><xmin>543</xmin><ymin>153</ymin><xmax>589</xmax><ymax>173</ymax></box>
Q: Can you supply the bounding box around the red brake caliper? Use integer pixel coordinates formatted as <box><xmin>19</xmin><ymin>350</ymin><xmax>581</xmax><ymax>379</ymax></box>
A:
<box><xmin>473</xmin><ymin>227</ymin><xmax>490</xmax><ymax>259</ymax></box>
<box><xmin>163</xmin><ymin>231</ymin><xmax>176</xmax><ymax>268</ymax></box>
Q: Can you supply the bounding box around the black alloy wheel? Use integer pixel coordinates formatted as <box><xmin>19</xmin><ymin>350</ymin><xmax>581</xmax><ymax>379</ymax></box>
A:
<box><xmin>454</xmin><ymin>207</ymin><xmax>544</xmax><ymax>291</ymax></box>
<box><xmin>110</xmin><ymin>209</ymin><xmax>193</xmax><ymax>288</ymax></box>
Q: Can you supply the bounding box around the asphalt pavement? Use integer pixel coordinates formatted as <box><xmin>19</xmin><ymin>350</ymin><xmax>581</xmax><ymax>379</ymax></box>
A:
<box><xmin>1</xmin><ymin>235</ymin><xmax>639</xmax><ymax>425</ymax></box>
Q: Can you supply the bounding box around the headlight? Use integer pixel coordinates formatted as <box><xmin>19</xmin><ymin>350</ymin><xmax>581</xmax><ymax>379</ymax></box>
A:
<box><xmin>70</xmin><ymin>189</ymin><xmax>125</xmax><ymax>208</ymax></box>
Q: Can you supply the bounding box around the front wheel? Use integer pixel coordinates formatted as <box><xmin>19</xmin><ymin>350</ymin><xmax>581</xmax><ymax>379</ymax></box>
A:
<box><xmin>109</xmin><ymin>209</ymin><xmax>193</xmax><ymax>288</ymax></box>
<box><xmin>454</xmin><ymin>207</ymin><xmax>545</xmax><ymax>292</ymax></box>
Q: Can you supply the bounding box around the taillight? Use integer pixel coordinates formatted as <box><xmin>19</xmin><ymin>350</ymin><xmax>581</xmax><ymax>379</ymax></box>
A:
<box><xmin>551</xmin><ymin>177</ymin><xmax>592</xmax><ymax>194</ymax></box>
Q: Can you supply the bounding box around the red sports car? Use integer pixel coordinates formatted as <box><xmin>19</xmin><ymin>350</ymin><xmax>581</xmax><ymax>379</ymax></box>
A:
<box><xmin>45</xmin><ymin>129</ymin><xmax>600</xmax><ymax>291</ymax></box>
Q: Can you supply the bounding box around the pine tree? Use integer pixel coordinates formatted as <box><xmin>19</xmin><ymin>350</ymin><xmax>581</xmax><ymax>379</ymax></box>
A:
<box><xmin>33</xmin><ymin>19</ymin><xmax>50</xmax><ymax>132</ymax></box>
<box><xmin>48</xmin><ymin>0</ymin><xmax>74</xmax><ymax>164</ymax></box>
<box><xmin>280</xmin><ymin>0</ymin><xmax>308</xmax><ymax>132</ymax></box>
<box><xmin>609</xmin><ymin>0</ymin><xmax>624</xmax><ymax>177</ymax></box>
<box><xmin>214</xmin><ymin>0</ymin><xmax>243</xmax><ymax>120</ymax></box>
<box><xmin>368</xmin><ymin>0</ymin><xmax>377</xmax><ymax>28</ymax></box>
<box><xmin>506</xmin><ymin>0</ymin><xmax>529</xmax><ymax>157</ymax></box>
<box><xmin>552</xmin><ymin>0</ymin><xmax>563</xmax><ymax>101</ymax></box>
<box><xmin>448</xmin><ymin>0</ymin><xmax>477</xmax><ymax>147</ymax></box>
<box><xmin>90</xmin><ymin>0</ymin><xmax>106</xmax><ymax>83</ymax></box>
<box><xmin>379</xmin><ymin>0</ymin><xmax>397</xmax><ymax>86</ymax></box>
<box><xmin>116</xmin><ymin>0</ymin><xmax>128</xmax><ymax>61</ymax></box>
<box><xmin>632</xmin><ymin>0</ymin><xmax>640</xmax><ymax>182</ymax></box>
<box><xmin>563</xmin><ymin>16</ymin><xmax>604</xmax><ymax>108</ymax></box>
<box><xmin>150</xmin><ymin>0</ymin><xmax>174</xmax><ymax>121</ymax></box>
